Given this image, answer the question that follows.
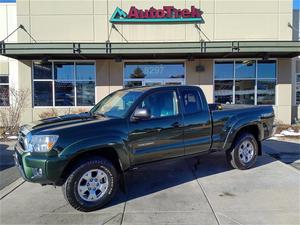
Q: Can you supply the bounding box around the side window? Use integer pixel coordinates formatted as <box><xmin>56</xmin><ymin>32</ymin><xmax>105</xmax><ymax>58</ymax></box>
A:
<box><xmin>180</xmin><ymin>89</ymin><xmax>202</xmax><ymax>114</ymax></box>
<box><xmin>138</xmin><ymin>91</ymin><xmax>178</xmax><ymax>118</ymax></box>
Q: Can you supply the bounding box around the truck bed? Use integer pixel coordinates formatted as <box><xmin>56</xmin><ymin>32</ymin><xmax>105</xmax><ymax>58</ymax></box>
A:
<box><xmin>209</xmin><ymin>104</ymin><xmax>275</xmax><ymax>151</ymax></box>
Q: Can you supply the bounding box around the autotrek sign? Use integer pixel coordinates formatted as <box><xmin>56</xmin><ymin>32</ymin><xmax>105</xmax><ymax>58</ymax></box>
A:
<box><xmin>110</xmin><ymin>6</ymin><xmax>204</xmax><ymax>23</ymax></box>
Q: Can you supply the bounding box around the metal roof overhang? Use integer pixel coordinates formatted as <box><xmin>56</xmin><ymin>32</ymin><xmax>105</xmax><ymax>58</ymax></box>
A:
<box><xmin>0</xmin><ymin>41</ymin><xmax>299</xmax><ymax>60</ymax></box>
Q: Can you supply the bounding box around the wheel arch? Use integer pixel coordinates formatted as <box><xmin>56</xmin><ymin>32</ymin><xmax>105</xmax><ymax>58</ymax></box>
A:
<box><xmin>57</xmin><ymin>147</ymin><xmax>124</xmax><ymax>186</ymax></box>
<box><xmin>229</xmin><ymin>124</ymin><xmax>262</xmax><ymax>155</ymax></box>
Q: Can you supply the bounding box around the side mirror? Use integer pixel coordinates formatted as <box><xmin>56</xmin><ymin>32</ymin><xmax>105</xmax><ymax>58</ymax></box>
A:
<box><xmin>132</xmin><ymin>108</ymin><xmax>150</xmax><ymax>120</ymax></box>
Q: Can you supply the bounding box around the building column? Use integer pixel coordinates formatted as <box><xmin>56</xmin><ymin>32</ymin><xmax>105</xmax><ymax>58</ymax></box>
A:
<box><xmin>18</xmin><ymin>60</ymin><xmax>33</xmax><ymax>124</ymax></box>
<box><xmin>291</xmin><ymin>57</ymin><xmax>300</xmax><ymax>122</ymax></box>
<box><xmin>276</xmin><ymin>58</ymin><xmax>293</xmax><ymax>124</ymax></box>
<box><xmin>95</xmin><ymin>60</ymin><xmax>123</xmax><ymax>102</ymax></box>
<box><xmin>186</xmin><ymin>59</ymin><xmax>214</xmax><ymax>103</ymax></box>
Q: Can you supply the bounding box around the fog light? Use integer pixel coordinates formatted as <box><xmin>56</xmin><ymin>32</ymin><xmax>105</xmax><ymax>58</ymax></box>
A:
<box><xmin>32</xmin><ymin>168</ymin><xmax>43</xmax><ymax>177</ymax></box>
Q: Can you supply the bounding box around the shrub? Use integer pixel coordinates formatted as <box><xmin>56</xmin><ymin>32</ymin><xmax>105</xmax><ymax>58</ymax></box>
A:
<box><xmin>39</xmin><ymin>108</ymin><xmax>59</xmax><ymax>120</ymax></box>
<box><xmin>39</xmin><ymin>108</ymin><xmax>89</xmax><ymax>120</ymax></box>
<box><xmin>0</xmin><ymin>88</ymin><xmax>30</xmax><ymax>138</ymax></box>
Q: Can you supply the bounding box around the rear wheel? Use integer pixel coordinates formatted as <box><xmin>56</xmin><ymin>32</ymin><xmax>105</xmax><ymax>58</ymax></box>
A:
<box><xmin>62</xmin><ymin>157</ymin><xmax>118</xmax><ymax>212</ymax></box>
<box><xmin>226</xmin><ymin>133</ymin><xmax>258</xmax><ymax>170</ymax></box>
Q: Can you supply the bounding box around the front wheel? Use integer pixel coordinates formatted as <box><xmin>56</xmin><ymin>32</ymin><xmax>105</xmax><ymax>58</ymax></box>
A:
<box><xmin>62</xmin><ymin>157</ymin><xmax>118</xmax><ymax>212</ymax></box>
<box><xmin>226</xmin><ymin>133</ymin><xmax>259</xmax><ymax>170</ymax></box>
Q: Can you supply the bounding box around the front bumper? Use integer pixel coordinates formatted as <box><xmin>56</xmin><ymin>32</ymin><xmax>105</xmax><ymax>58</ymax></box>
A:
<box><xmin>14</xmin><ymin>143</ymin><xmax>67</xmax><ymax>185</ymax></box>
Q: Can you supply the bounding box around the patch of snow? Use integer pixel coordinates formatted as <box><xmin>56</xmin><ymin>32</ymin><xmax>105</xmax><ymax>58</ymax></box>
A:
<box><xmin>7</xmin><ymin>135</ymin><xmax>18</xmax><ymax>140</ymax></box>
<box><xmin>280</xmin><ymin>128</ymin><xmax>300</xmax><ymax>137</ymax></box>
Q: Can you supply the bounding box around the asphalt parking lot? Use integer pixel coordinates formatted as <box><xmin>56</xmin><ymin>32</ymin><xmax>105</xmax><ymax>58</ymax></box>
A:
<box><xmin>0</xmin><ymin>142</ymin><xmax>19</xmax><ymax>191</ymax></box>
<box><xmin>0</xmin><ymin>141</ymin><xmax>299</xmax><ymax>225</ymax></box>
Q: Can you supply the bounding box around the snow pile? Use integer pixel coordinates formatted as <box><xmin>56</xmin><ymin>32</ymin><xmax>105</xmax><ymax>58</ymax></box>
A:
<box><xmin>275</xmin><ymin>128</ymin><xmax>300</xmax><ymax>137</ymax></box>
<box><xmin>7</xmin><ymin>135</ymin><xmax>18</xmax><ymax>140</ymax></box>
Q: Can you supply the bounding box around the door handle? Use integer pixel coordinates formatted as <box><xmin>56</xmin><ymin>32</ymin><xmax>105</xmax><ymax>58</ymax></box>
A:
<box><xmin>171</xmin><ymin>122</ymin><xmax>181</xmax><ymax>128</ymax></box>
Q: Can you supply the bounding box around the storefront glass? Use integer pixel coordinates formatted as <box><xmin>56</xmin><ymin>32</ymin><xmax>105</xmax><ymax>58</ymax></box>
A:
<box><xmin>214</xmin><ymin>80</ymin><xmax>234</xmax><ymax>104</ymax></box>
<box><xmin>124</xmin><ymin>62</ymin><xmax>185</xmax><ymax>87</ymax></box>
<box><xmin>235</xmin><ymin>80</ymin><xmax>255</xmax><ymax>104</ymax></box>
<box><xmin>33</xmin><ymin>61</ymin><xmax>96</xmax><ymax>107</ymax></box>
<box><xmin>214</xmin><ymin>60</ymin><xmax>276</xmax><ymax>105</ymax></box>
<box><xmin>257</xmin><ymin>80</ymin><xmax>276</xmax><ymax>105</ymax></box>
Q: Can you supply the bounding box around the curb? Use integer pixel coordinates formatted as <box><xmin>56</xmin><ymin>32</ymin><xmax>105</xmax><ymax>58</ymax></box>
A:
<box><xmin>0</xmin><ymin>178</ymin><xmax>25</xmax><ymax>200</ymax></box>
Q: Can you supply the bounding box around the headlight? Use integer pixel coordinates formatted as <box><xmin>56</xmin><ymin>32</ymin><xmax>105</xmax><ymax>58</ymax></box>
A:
<box><xmin>24</xmin><ymin>135</ymin><xmax>58</xmax><ymax>152</ymax></box>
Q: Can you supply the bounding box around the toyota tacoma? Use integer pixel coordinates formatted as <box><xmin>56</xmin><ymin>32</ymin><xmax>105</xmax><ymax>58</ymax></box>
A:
<box><xmin>14</xmin><ymin>85</ymin><xmax>275</xmax><ymax>211</ymax></box>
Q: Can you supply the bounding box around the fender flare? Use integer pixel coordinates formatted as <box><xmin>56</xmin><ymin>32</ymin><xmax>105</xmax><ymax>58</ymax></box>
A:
<box><xmin>58</xmin><ymin>134</ymin><xmax>131</xmax><ymax>172</ymax></box>
<box><xmin>222</xmin><ymin>118</ymin><xmax>263</xmax><ymax>151</ymax></box>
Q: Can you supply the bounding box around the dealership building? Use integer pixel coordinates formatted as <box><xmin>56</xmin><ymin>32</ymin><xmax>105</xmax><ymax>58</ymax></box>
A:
<box><xmin>0</xmin><ymin>0</ymin><xmax>300</xmax><ymax>124</ymax></box>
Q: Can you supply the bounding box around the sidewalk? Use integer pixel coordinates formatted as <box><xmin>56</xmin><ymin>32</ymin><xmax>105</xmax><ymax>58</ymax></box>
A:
<box><xmin>0</xmin><ymin>151</ymin><xmax>299</xmax><ymax>225</ymax></box>
<box><xmin>263</xmin><ymin>138</ymin><xmax>300</xmax><ymax>170</ymax></box>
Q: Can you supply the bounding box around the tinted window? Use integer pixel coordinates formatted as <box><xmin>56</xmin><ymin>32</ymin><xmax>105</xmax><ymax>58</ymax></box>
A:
<box><xmin>257</xmin><ymin>80</ymin><xmax>275</xmax><ymax>105</ymax></box>
<box><xmin>235</xmin><ymin>61</ymin><xmax>256</xmax><ymax>79</ymax></box>
<box><xmin>124</xmin><ymin>80</ymin><xmax>143</xmax><ymax>88</ymax></box>
<box><xmin>235</xmin><ymin>80</ymin><xmax>255</xmax><ymax>105</ymax></box>
<box><xmin>0</xmin><ymin>85</ymin><xmax>9</xmax><ymax>106</ymax></box>
<box><xmin>0</xmin><ymin>76</ymin><xmax>9</xmax><ymax>83</ymax></box>
<box><xmin>214</xmin><ymin>60</ymin><xmax>276</xmax><ymax>105</ymax></box>
<box><xmin>33</xmin><ymin>62</ymin><xmax>52</xmax><ymax>79</ymax></box>
<box><xmin>33</xmin><ymin>61</ymin><xmax>95</xmax><ymax>106</ymax></box>
<box><xmin>214</xmin><ymin>80</ymin><xmax>233</xmax><ymax>104</ymax></box>
<box><xmin>214</xmin><ymin>61</ymin><xmax>234</xmax><ymax>79</ymax></box>
<box><xmin>54</xmin><ymin>62</ymin><xmax>74</xmax><ymax>80</ymax></box>
<box><xmin>124</xmin><ymin>63</ymin><xmax>184</xmax><ymax>79</ymax></box>
<box><xmin>55</xmin><ymin>81</ymin><xmax>75</xmax><ymax>106</ymax></box>
<box><xmin>138</xmin><ymin>91</ymin><xmax>178</xmax><ymax>118</ymax></box>
<box><xmin>76</xmin><ymin>81</ymin><xmax>95</xmax><ymax>106</ymax></box>
<box><xmin>34</xmin><ymin>81</ymin><xmax>53</xmax><ymax>106</ymax></box>
<box><xmin>76</xmin><ymin>63</ymin><xmax>95</xmax><ymax>80</ymax></box>
<box><xmin>180</xmin><ymin>89</ymin><xmax>202</xmax><ymax>114</ymax></box>
<box><xmin>257</xmin><ymin>60</ymin><xmax>276</xmax><ymax>79</ymax></box>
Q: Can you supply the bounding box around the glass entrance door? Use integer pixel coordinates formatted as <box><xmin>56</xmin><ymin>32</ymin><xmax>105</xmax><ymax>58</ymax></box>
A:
<box><xmin>124</xmin><ymin>62</ymin><xmax>185</xmax><ymax>88</ymax></box>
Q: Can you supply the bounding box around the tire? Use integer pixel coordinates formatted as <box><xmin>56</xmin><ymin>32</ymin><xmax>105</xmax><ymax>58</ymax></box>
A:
<box><xmin>226</xmin><ymin>133</ymin><xmax>259</xmax><ymax>170</ymax></box>
<box><xmin>62</xmin><ymin>157</ymin><xmax>118</xmax><ymax>212</ymax></box>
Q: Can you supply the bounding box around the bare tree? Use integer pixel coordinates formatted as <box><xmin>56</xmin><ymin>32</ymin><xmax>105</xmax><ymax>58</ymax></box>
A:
<box><xmin>0</xmin><ymin>87</ymin><xmax>30</xmax><ymax>138</ymax></box>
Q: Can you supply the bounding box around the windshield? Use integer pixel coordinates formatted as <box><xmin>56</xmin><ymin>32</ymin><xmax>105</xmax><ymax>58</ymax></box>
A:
<box><xmin>91</xmin><ymin>90</ymin><xmax>143</xmax><ymax>118</ymax></box>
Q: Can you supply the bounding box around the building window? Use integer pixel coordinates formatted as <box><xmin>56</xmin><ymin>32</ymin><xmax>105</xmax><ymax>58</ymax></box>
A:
<box><xmin>214</xmin><ymin>60</ymin><xmax>276</xmax><ymax>105</ymax></box>
<box><xmin>124</xmin><ymin>62</ymin><xmax>185</xmax><ymax>87</ymax></box>
<box><xmin>257</xmin><ymin>60</ymin><xmax>276</xmax><ymax>105</ymax></box>
<box><xmin>33</xmin><ymin>61</ymin><xmax>95</xmax><ymax>107</ymax></box>
<box><xmin>0</xmin><ymin>75</ymin><xmax>9</xmax><ymax>106</ymax></box>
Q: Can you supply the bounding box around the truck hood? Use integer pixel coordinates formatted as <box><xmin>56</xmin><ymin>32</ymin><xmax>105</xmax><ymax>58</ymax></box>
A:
<box><xmin>24</xmin><ymin>113</ymin><xmax>107</xmax><ymax>132</ymax></box>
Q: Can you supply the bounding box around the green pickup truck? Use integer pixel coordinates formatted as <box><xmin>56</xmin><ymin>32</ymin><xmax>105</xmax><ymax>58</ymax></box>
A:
<box><xmin>14</xmin><ymin>85</ymin><xmax>275</xmax><ymax>211</ymax></box>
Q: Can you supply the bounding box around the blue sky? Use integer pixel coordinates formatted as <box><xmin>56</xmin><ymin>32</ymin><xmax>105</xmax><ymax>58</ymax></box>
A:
<box><xmin>0</xmin><ymin>0</ymin><xmax>299</xmax><ymax>8</ymax></box>
<box><xmin>0</xmin><ymin>0</ymin><xmax>16</xmax><ymax>2</ymax></box>
<box><xmin>294</xmin><ymin>0</ymin><xmax>300</xmax><ymax>9</ymax></box>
